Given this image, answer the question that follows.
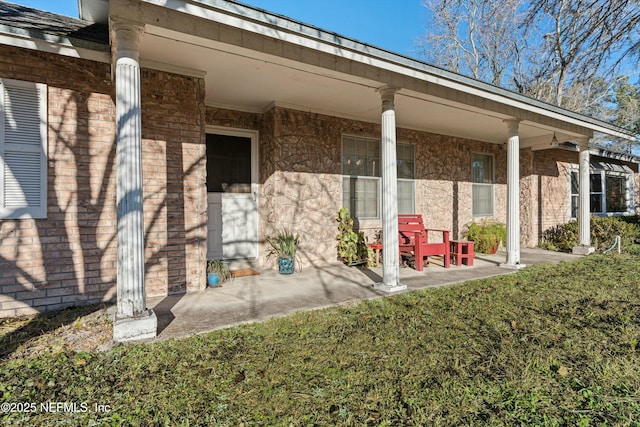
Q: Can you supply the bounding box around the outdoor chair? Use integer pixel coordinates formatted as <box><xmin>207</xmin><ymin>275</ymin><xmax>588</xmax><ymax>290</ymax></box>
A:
<box><xmin>398</xmin><ymin>214</ymin><xmax>450</xmax><ymax>270</ymax></box>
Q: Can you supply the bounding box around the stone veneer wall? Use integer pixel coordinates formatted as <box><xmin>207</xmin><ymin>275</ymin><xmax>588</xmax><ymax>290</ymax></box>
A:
<box><xmin>397</xmin><ymin>129</ymin><xmax>508</xmax><ymax>241</ymax></box>
<box><xmin>206</xmin><ymin>105</ymin><xmax>511</xmax><ymax>266</ymax></box>
<box><xmin>0</xmin><ymin>45</ymin><xmax>206</xmax><ymax>318</ymax></box>
<box><xmin>206</xmin><ymin>105</ymin><xmax>640</xmax><ymax>268</ymax></box>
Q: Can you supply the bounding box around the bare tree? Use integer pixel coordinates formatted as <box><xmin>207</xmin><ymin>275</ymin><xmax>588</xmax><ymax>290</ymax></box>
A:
<box><xmin>419</xmin><ymin>0</ymin><xmax>640</xmax><ymax>137</ymax></box>
<box><xmin>525</xmin><ymin>0</ymin><xmax>640</xmax><ymax>106</ymax></box>
<box><xmin>419</xmin><ymin>0</ymin><xmax>526</xmax><ymax>88</ymax></box>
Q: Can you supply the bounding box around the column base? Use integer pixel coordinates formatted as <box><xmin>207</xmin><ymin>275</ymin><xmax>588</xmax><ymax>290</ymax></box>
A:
<box><xmin>113</xmin><ymin>309</ymin><xmax>157</xmax><ymax>342</ymax></box>
<box><xmin>572</xmin><ymin>245</ymin><xmax>595</xmax><ymax>255</ymax></box>
<box><xmin>499</xmin><ymin>262</ymin><xmax>526</xmax><ymax>270</ymax></box>
<box><xmin>374</xmin><ymin>282</ymin><xmax>408</xmax><ymax>293</ymax></box>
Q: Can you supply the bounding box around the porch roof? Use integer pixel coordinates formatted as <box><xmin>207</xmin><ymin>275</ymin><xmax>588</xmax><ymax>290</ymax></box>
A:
<box><xmin>32</xmin><ymin>0</ymin><xmax>640</xmax><ymax>147</ymax></box>
<box><xmin>112</xmin><ymin>0</ymin><xmax>639</xmax><ymax>146</ymax></box>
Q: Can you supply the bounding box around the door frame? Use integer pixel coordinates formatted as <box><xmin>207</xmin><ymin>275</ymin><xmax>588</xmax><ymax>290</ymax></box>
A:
<box><xmin>205</xmin><ymin>125</ymin><xmax>259</xmax><ymax>260</ymax></box>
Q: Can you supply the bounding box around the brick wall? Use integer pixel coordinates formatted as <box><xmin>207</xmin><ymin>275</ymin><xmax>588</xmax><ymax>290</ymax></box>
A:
<box><xmin>0</xmin><ymin>46</ymin><xmax>117</xmax><ymax>318</ymax></box>
<box><xmin>0</xmin><ymin>46</ymin><xmax>206</xmax><ymax>318</ymax></box>
<box><xmin>533</xmin><ymin>149</ymin><xmax>578</xmax><ymax>236</ymax></box>
<box><xmin>140</xmin><ymin>69</ymin><xmax>206</xmax><ymax>297</ymax></box>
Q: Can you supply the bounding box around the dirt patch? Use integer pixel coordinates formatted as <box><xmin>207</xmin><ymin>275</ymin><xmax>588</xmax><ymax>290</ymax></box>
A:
<box><xmin>1</xmin><ymin>305</ymin><xmax>114</xmax><ymax>360</ymax></box>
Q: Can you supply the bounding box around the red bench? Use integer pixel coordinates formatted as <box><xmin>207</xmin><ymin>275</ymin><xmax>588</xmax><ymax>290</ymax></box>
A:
<box><xmin>398</xmin><ymin>214</ymin><xmax>450</xmax><ymax>270</ymax></box>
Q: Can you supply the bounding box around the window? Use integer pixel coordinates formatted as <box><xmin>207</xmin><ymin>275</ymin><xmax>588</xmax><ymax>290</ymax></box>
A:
<box><xmin>206</xmin><ymin>134</ymin><xmax>251</xmax><ymax>193</ymax></box>
<box><xmin>570</xmin><ymin>167</ymin><xmax>632</xmax><ymax>218</ymax></box>
<box><xmin>471</xmin><ymin>153</ymin><xmax>494</xmax><ymax>217</ymax></box>
<box><xmin>589</xmin><ymin>173</ymin><xmax>606</xmax><ymax>213</ymax></box>
<box><xmin>0</xmin><ymin>79</ymin><xmax>47</xmax><ymax>219</ymax></box>
<box><xmin>570</xmin><ymin>171</ymin><xmax>579</xmax><ymax>218</ymax></box>
<box><xmin>606</xmin><ymin>175</ymin><xmax>627</xmax><ymax>212</ymax></box>
<box><xmin>342</xmin><ymin>136</ymin><xmax>415</xmax><ymax>220</ymax></box>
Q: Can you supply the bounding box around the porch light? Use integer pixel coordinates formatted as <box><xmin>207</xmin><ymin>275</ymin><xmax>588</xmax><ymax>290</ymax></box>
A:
<box><xmin>550</xmin><ymin>132</ymin><xmax>560</xmax><ymax>147</ymax></box>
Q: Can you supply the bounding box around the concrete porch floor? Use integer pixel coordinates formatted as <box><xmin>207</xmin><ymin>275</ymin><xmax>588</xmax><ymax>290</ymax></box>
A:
<box><xmin>147</xmin><ymin>248</ymin><xmax>581</xmax><ymax>341</ymax></box>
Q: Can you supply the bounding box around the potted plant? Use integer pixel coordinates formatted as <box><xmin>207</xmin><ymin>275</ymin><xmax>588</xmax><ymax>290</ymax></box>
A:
<box><xmin>464</xmin><ymin>219</ymin><xmax>507</xmax><ymax>254</ymax></box>
<box><xmin>266</xmin><ymin>229</ymin><xmax>300</xmax><ymax>274</ymax></box>
<box><xmin>336</xmin><ymin>207</ymin><xmax>375</xmax><ymax>267</ymax></box>
<box><xmin>206</xmin><ymin>259</ymin><xmax>231</xmax><ymax>287</ymax></box>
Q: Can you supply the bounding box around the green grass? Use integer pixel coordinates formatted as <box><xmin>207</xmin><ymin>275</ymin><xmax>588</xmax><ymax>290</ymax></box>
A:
<box><xmin>2</xmin><ymin>254</ymin><xmax>640</xmax><ymax>425</ymax></box>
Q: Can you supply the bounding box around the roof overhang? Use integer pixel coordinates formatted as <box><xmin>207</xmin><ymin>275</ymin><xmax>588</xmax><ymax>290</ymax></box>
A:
<box><xmin>78</xmin><ymin>0</ymin><xmax>110</xmax><ymax>24</ymax></box>
<box><xmin>91</xmin><ymin>0</ymin><xmax>639</xmax><ymax>147</ymax></box>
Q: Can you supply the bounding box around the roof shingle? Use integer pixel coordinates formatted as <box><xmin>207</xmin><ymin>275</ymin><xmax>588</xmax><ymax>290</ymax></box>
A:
<box><xmin>0</xmin><ymin>1</ymin><xmax>108</xmax><ymax>47</ymax></box>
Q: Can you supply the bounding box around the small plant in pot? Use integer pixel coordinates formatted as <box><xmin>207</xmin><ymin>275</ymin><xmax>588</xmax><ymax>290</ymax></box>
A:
<box><xmin>266</xmin><ymin>229</ymin><xmax>300</xmax><ymax>274</ymax></box>
<box><xmin>206</xmin><ymin>259</ymin><xmax>231</xmax><ymax>287</ymax></box>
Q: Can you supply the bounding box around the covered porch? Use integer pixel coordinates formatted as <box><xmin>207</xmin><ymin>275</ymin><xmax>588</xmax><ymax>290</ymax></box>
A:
<box><xmin>85</xmin><ymin>0</ymin><xmax>636</xmax><ymax>340</ymax></box>
<box><xmin>149</xmin><ymin>248</ymin><xmax>581</xmax><ymax>340</ymax></box>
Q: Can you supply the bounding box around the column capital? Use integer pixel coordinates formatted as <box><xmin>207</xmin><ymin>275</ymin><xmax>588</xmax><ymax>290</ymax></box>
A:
<box><xmin>377</xmin><ymin>86</ymin><xmax>398</xmax><ymax>111</ymax></box>
<box><xmin>503</xmin><ymin>118</ymin><xmax>521</xmax><ymax>137</ymax></box>
<box><xmin>576</xmin><ymin>136</ymin><xmax>591</xmax><ymax>150</ymax></box>
<box><xmin>111</xmin><ymin>19</ymin><xmax>145</xmax><ymax>62</ymax></box>
<box><xmin>377</xmin><ymin>85</ymin><xmax>398</xmax><ymax>98</ymax></box>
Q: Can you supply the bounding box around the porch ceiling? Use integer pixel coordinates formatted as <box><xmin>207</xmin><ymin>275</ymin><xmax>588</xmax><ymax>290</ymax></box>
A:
<box><xmin>140</xmin><ymin>26</ymin><xmax>550</xmax><ymax>145</ymax></box>
<box><xmin>110</xmin><ymin>0</ymin><xmax>635</xmax><ymax>148</ymax></box>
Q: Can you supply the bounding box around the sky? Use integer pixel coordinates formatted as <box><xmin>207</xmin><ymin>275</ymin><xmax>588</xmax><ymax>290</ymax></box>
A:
<box><xmin>11</xmin><ymin>0</ymin><xmax>429</xmax><ymax>59</ymax></box>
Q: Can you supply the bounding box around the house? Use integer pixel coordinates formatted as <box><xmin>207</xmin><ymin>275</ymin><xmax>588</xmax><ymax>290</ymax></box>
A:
<box><xmin>0</xmin><ymin>0</ymin><xmax>637</xmax><ymax>340</ymax></box>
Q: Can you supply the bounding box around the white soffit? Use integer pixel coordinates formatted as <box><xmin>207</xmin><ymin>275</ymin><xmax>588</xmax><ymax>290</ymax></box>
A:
<box><xmin>135</xmin><ymin>0</ymin><xmax>635</xmax><ymax>142</ymax></box>
<box><xmin>140</xmin><ymin>26</ymin><xmax>579</xmax><ymax>143</ymax></box>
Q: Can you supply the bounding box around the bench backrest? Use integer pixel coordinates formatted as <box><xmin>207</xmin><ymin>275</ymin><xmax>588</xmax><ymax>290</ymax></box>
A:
<box><xmin>398</xmin><ymin>214</ymin><xmax>424</xmax><ymax>228</ymax></box>
<box><xmin>398</xmin><ymin>214</ymin><xmax>427</xmax><ymax>245</ymax></box>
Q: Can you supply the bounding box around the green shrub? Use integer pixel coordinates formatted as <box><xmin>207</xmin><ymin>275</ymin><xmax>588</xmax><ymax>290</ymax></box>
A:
<box><xmin>617</xmin><ymin>214</ymin><xmax>640</xmax><ymax>226</ymax></box>
<box><xmin>463</xmin><ymin>219</ymin><xmax>507</xmax><ymax>254</ymax></box>
<box><xmin>540</xmin><ymin>216</ymin><xmax>640</xmax><ymax>253</ymax></box>
<box><xmin>336</xmin><ymin>207</ymin><xmax>374</xmax><ymax>266</ymax></box>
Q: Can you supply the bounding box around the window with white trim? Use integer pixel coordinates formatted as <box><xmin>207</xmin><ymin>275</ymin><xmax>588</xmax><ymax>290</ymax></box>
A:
<box><xmin>341</xmin><ymin>136</ymin><xmax>415</xmax><ymax>220</ymax></box>
<box><xmin>569</xmin><ymin>166</ymin><xmax>633</xmax><ymax>217</ymax></box>
<box><xmin>0</xmin><ymin>78</ymin><xmax>47</xmax><ymax>219</ymax></box>
<box><xmin>471</xmin><ymin>153</ymin><xmax>494</xmax><ymax>217</ymax></box>
<box><xmin>590</xmin><ymin>173</ymin><xmax>604</xmax><ymax>213</ymax></box>
<box><xmin>606</xmin><ymin>175</ymin><xmax>628</xmax><ymax>212</ymax></box>
<box><xmin>570</xmin><ymin>170</ymin><xmax>579</xmax><ymax>218</ymax></box>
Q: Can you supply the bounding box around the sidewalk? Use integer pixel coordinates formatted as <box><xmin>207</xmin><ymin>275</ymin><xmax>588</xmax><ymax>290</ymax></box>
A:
<box><xmin>148</xmin><ymin>248</ymin><xmax>581</xmax><ymax>341</ymax></box>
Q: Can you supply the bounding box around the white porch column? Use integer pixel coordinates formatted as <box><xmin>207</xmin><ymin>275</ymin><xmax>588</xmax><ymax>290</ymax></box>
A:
<box><xmin>573</xmin><ymin>139</ymin><xmax>595</xmax><ymax>255</ymax></box>
<box><xmin>500</xmin><ymin>119</ymin><xmax>525</xmax><ymax>269</ymax></box>
<box><xmin>112</xmin><ymin>20</ymin><xmax>157</xmax><ymax>342</ymax></box>
<box><xmin>375</xmin><ymin>87</ymin><xmax>406</xmax><ymax>292</ymax></box>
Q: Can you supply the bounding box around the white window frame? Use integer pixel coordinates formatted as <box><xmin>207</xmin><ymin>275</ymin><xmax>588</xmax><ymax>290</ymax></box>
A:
<box><xmin>341</xmin><ymin>135</ymin><xmax>415</xmax><ymax>221</ymax></box>
<box><xmin>0</xmin><ymin>78</ymin><xmax>47</xmax><ymax>219</ymax></box>
<box><xmin>569</xmin><ymin>167</ymin><xmax>579</xmax><ymax>219</ymax></box>
<box><xmin>590</xmin><ymin>171</ymin><xmax>605</xmax><ymax>214</ymax></box>
<box><xmin>471</xmin><ymin>152</ymin><xmax>494</xmax><ymax>217</ymax></box>
<box><xmin>604</xmin><ymin>173</ymin><xmax>630</xmax><ymax>214</ymax></box>
<box><xmin>569</xmin><ymin>165</ymin><xmax>633</xmax><ymax>218</ymax></box>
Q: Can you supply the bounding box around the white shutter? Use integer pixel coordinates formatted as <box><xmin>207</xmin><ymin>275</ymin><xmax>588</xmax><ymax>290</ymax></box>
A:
<box><xmin>0</xmin><ymin>79</ymin><xmax>47</xmax><ymax>219</ymax></box>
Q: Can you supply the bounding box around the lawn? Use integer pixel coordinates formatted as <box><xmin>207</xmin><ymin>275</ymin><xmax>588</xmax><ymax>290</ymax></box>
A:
<box><xmin>2</xmin><ymin>254</ymin><xmax>640</xmax><ymax>426</ymax></box>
